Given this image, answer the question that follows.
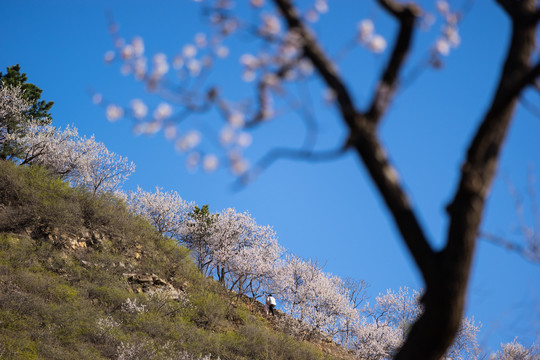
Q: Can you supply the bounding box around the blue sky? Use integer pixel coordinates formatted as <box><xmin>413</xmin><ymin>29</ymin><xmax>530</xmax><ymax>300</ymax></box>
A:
<box><xmin>2</xmin><ymin>0</ymin><xmax>539</xmax><ymax>352</ymax></box>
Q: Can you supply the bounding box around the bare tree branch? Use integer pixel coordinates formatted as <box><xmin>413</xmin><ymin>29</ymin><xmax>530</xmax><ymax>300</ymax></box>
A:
<box><xmin>273</xmin><ymin>0</ymin><xmax>436</xmax><ymax>287</ymax></box>
<box><xmin>350</xmin><ymin>126</ymin><xmax>438</xmax><ymax>284</ymax></box>
<box><xmin>244</xmin><ymin>60</ymin><xmax>300</xmax><ymax>128</ymax></box>
<box><xmin>481</xmin><ymin>169</ymin><xmax>540</xmax><ymax>264</ymax></box>
<box><xmin>273</xmin><ymin>0</ymin><xmax>357</xmax><ymax>124</ymax></box>
<box><xmin>234</xmin><ymin>143</ymin><xmax>349</xmax><ymax>188</ymax></box>
<box><xmin>480</xmin><ymin>231</ymin><xmax>540</xmax><ymax>264</ymax></box>
<box><xmin>395</xmin><ymin>1</ymin><xmax>540</xmax><ymax>359</ymax></box>
<box><xmin>365</xmin><ymin>1</ymin><xmax>421</xmax><ymax>124</ymax></box>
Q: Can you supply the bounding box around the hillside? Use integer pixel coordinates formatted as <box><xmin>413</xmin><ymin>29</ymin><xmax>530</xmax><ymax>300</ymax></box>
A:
<box><xmin>0</xmin><ymin>160</ymin><xmax>354</xmax><ymax>360</ymax></box>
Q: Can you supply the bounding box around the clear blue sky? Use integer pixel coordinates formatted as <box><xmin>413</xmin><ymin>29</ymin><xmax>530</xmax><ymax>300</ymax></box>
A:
<box><xmin>2</xmin><ymin>0</ymin><xmax>539</xmax><ymax>352</ymax></box>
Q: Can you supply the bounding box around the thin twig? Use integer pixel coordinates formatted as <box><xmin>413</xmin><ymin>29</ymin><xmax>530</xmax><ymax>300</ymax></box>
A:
<box><xmin>233</xmin><ymin>143</ymin><xmax>349</xmax><ymax>190</ymax></box>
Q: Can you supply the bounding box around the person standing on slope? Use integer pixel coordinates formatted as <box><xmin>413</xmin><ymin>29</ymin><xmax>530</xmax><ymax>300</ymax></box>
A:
<box><xmin>266</xmin><ymin>294</ymin><xmax>276</xmax><ymax>316</ymax></box>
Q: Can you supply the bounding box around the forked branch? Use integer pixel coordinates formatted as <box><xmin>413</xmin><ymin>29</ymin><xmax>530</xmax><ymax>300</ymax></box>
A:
<box><xmin>273</xmin><ymin>0</ymin><xmax>435</xmax><ymax>284</ymax></box>
<box><xmin>365</xmin><ymin>0</ymin><xmax>421</xmax><ymax>124</ymax></box>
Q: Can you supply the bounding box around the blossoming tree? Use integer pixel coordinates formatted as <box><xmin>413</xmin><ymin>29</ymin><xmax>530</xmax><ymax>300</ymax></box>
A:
<box><xmin>126</xmin><ymin>186</ymin><xmax>194</xmax><ymax>239</ymax></box>
<box><xmin>99</xmin><ymin>0</ymin><xmax>540</xmax><ymax>358</ymax></box>
<box><xmin>179</xmin><ymin>205</ymin><xmax>284</xmax><ymax>299</ymax></box>
<box><xmin>8</xmin><ymin>123</ymin><xmax>135</xmax><ymax>194</ymax></box>
<box><xmin>270</xmin><ymin>255</ymin><xmax>357</xmax><ymax>338</ymax></box>
<box><xmin>0</xmin><ymin>84</ymin><xmax>31</xmax><ymax>160</ymax></box>
<box><xmin>491</xmin><ymin>339</ymin><xmax>540</xmax><ymax>360</ymax></box>
<box><xmin>0</xmin><ymin>65</ymin><xmax>54</xmax><ymax>160</ymax></box>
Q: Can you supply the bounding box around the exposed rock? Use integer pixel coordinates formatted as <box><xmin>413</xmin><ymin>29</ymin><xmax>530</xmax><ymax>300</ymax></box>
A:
<box><xmin>123</xmin><ymin>272</ymin><xmax>187</xmax><ymax>301</ymax></box>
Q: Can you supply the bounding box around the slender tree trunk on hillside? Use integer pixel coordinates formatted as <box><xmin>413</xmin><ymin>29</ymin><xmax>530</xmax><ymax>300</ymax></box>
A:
<box><xmin>273</xmin><ymin>0</ymin><xmax>540</xmax><ymax>358</ymax></box>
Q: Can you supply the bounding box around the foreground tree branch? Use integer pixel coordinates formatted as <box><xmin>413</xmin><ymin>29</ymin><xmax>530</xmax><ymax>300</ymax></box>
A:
<box><xmin>271</xmin><ymin>1</ymin><xmax>435</xmax><ymax>286</ymax></box>
<box><xmin>272</xmin><ymin>0</ymin><xmax>539</xmax><ymax>359</ymax></box>
<box><xmin>397</xmin><ymin>1</ymin><xmax>539</xmax><ymax>359</ymax></box>
<box><xmin>365</xmin><ymin>0</ymin><xmax>420</xmax><ymax>124</ymax></box>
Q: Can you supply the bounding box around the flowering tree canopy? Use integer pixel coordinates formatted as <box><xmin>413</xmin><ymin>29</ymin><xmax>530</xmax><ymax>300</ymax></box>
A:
<box><xmin>0</xmin><ymin>84</ymin><xmax>31</xmax><ymax>160</ymax></box>
<box><xmin>270</xmin><ymin>255</ymin><xmax>357</xmax><ymax>337</ymax></box>
<box><xmin>178</xmin><ymin>205</ymin><xmax>284</xmax><ymax>299</ymax></box>
<box><xmin>126</xmin><ymin>186</ymin><xmax>194</xmax><ymax>239</ymax></box>
<box><xmin>7</xmin><ymin>123</ymin><xmax>135</xmax><ymax>194</ymax></box>
<box><xmin>491</xmin><ymin>339</ymin><xmax>540</xmax><ymax>360</ymax></box>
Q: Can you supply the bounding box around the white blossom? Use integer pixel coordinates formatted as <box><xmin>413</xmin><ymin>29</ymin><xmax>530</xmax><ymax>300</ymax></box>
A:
<box><xmin>349</xmin><ymin>320</ymin><xmax>402</xmax><ymax>360</ymax></box>
<box><xmin>491</xmin><ymin>339</ymin><xmax>539</xmax><ymax>360</ymax></box>
<box><xmin>208</xmin><ymin>208</ymin><xmax>284</xmax><ymax>298</ymax></box>
<box><xmin>358</xmin><ymin>19</ymin><xmax>375</xmax><ymax>42</ymax></box>
<box><xmin>154</xmin><ymin>102</ymin><xmax>172</xmax><ymax>120</ymax></box>
<box><xmin>176</xmin><ymin>130</ymin><xmax>201</xmax><ymax>151</ymax></box>
<box><xmin>230</xmin><ymin>154</ymin><xmax>248</xmax><ymax>174</ymax></box>
<box><xmin>203</xmin><ymin>154</ymin><xmax>219</xmax><ymax>172</ymax></box>
<box><xmin>219</xmin><ymin>126</ymin><xmax>235</xmax><ymax>145</ymax></box>
<box><xmin>134</xmin><ymin>57</ymin><xmax>147</xmax><ymax>79</ymax></box>
<box><xmin>260</xmin><ymin>14</ymin><xmax>281</xmax><ymax>36</ymax></box>
<box><xmin>68</xmin><ymin>136</ymin><xmax>136</xmax><ymax>194</ymax></box>
<box><xmin>106</xmin><ymin>104</ymin><xmax>124</xmax><ymax>122</ymax></box>
<box><xmin>187</xmin><ymin>59</ymin><xmax>202</xmax><ymax>76</ymax></box>
<box><xmin>183</xmin><ymin>44</ymin><xmax>197</xmax><ymax>58</ymax></box>
<box><xmin>305</xmin><ymin>10</ymin><xmax>319</xmax><ymax>23</ymax></box>
<box><xmin>96</xmin><ymin>315</ymin><xmax>119</xmax><ymax>337</ymax></box>
<box><xmin>215</xmin><ymin>45</ymin><xmax>230</xmax><ymax>58</ymax></box>
<box><xmin>131</xmin><ymin>99</ymin><xmax>148</xmax><ymax>119</ymax></box>
<box><xmin>315</xmin><ymin>0</ymin><xmax>328</xmax><ymax>14</ymax></box>
<box><xmin>104</xmin><ymin>50</ymin><xmax>115</xmax><ymax>63</ymax></box>
<box><xmin>298</xmin><ymin>59</ymin><xmax>314</xmax><ymax>76</ymax></box>
<box><xmin>0</xmin><ymin>84</ymin><xmax>31</xmax><ymax>149</ymax></box>
<box><xmin>164</xmin><ymin>124</ymin><xmax>177</xmax><ymax>140</ymax></box>
<box><xmin>194</xmin><ymin>33</ymin><xmax>207</xmax><ymax>48</ymax></box>
<box><xmin>240</xmin><ymin>53</ymin><xmax>259</xmax><ymax>69</ymax></box>
<box><xmin>242</xmin><ymin>70</ymin><xmax>256</xmax><ymax>82</ymax></box>
<box><xmin>121</xmin><ymin>44</ymin><xmax>134</xmax><ymax>60</ymax></box>
<box><xmin>435</xmin><ymin>38</ymin><xmax>451</xmax><ymax>56</ymax></box>
<box><xmin>144</xmin><ymin>121</ymin><xmax>162</xmax><ymax>134</ymax></box>
<box><xmin>152</xmin><ymin>53</ymin><xmax>169</xmax><ymax>77</ymax></box>
<box><xmin>236</xmin><ymin>132</ymin><xmax>252</xmax><ymax>148</ymax></box>
<box><xmin>132</xmin><ymin>36</ymin><xmax>145</xmax><ymax>56</ymax></box>
<box><xmin>250</xmin><ymin>0</ymin><xmax>264</xmax><ymax>7</ymax></box>
<box><xmin>270</xmin><ymin>256</ymin><xmax>357</xmax><ymax>337</ymax></box>
<box><xmin>432</xmin><ymin>2</ymin><xmax>461</xmax><ymax>59</ymax></box>
<box><xmin>92</xmin><ymin>93</ymin><xmax>103</xmax><ymax>105</ymax></box>
<box><xmin>228</xmin><ymin>111</ymin><xmax>245</xmax><ymax>128</ymax></box>
<box><xmin>369</xmin><ymin>35</ymin><xmax>387</xmax><ymax>53</ymax></box>
<box><xmin>436</xmin><ymin>0</ymin><xmax>450</xmax><ymax>14</ymax></box>
<box><xmin>323</xmin><ymin>88</ymin><xmax>337</xmax><ymax>103</ymax></box>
